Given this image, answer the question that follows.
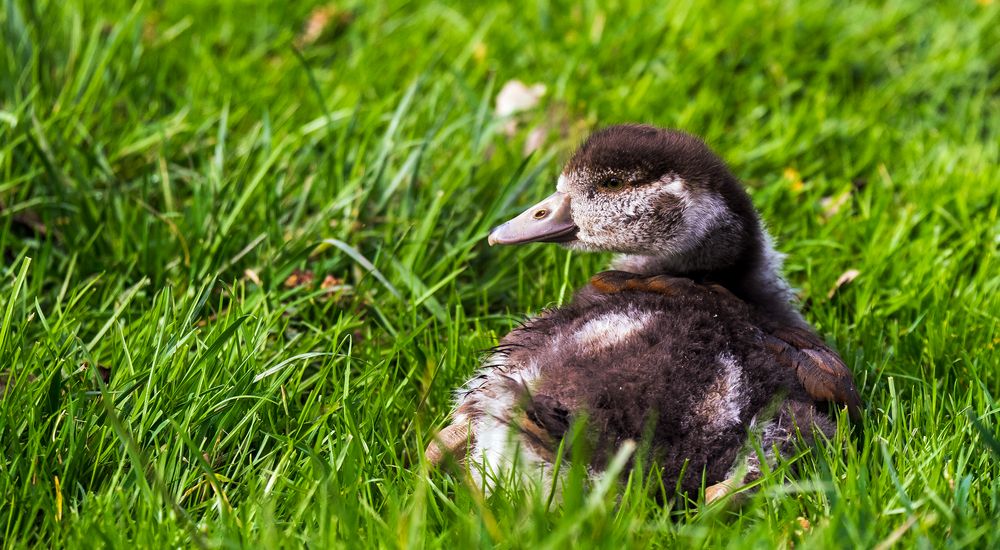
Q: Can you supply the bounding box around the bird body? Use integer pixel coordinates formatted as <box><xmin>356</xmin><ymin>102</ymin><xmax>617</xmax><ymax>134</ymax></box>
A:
<box><xmin>428</xmin><ymin>125</ymin><xmax>860</xmax><ymax>501</ymax></box>
<box><xmin>450</xmin><ymin>278</ymin><xmax>832</xmax><ymax>494</ymax></box>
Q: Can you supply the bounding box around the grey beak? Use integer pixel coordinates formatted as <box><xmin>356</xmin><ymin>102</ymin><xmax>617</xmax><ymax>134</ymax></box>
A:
<box><xmin>488</xmin><ymin>191</ymin><xmax>578</xmax><ymax>246</ymax></box>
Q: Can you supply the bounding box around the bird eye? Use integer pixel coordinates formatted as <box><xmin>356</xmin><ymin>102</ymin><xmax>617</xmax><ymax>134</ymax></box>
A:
<box><xmin>599</xmin><ymin>177</ymin><xmax>625</xmax><ymax>191</ymax></box>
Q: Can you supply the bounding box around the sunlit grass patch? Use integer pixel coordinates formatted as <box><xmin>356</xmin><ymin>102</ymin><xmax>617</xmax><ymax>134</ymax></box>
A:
<box><xmin>1</xmin><ymin>0</ymin><xmax>998</xmax><ymax>547</ymax></box>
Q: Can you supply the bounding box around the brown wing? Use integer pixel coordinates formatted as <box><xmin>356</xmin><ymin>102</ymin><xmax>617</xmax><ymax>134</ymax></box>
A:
<box><xmin>590</xmin><ymin>270</ymin><xmax>697</xmax><ymax>295</ymax></box>
<box><xmin>761</xmin><ymin>326</ymin><xmax>862</xmax><ymax>420</ymax></box>
<box><xmin>589</xmin><ymin>270</ymin><xmax>863</xmax><ymax>420</ymax></box>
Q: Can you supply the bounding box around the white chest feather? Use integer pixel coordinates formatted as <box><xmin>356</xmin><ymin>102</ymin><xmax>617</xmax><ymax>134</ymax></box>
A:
<box><xmin>693</xmin><ymin>352</ymin><xmax>748</xmax><ymax>430</ymax></box>
<box><xmin>573</xmin><ymin>309</ymin><xmax>653</xmax><ymax>354</ymax></box>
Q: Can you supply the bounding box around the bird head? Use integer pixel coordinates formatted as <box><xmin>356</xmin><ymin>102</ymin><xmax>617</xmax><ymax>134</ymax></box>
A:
<box><xmin>489</xmin><ymin>124</ymin><xmax>762</xmax><ymax>275</ymax></box>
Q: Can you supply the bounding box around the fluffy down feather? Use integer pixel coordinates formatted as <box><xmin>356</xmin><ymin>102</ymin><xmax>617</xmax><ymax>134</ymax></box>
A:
<box><xmin>454</xmin><ymin>279</ymin><xmax>833</xmax><ymax>495</ymax></box>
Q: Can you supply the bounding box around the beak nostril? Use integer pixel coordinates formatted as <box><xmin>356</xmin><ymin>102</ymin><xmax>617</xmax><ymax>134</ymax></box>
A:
<box><xmin>489</xmin><ymin>191</ymin><xmax>576</xmax><ymax>245</ymax></box>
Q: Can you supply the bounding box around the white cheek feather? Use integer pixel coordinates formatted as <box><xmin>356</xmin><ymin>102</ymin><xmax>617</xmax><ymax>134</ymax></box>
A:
<box><xmin>660</xmin><ymin>174</ymin><xmax>687</xmax><ymax>197</ymax></box>
<box><xmin>572</xmin><ymin>309</ymin><xmax>652</xmax><ymax>353</ymax></box>
<box><xmin>612</xmin><ymin>173</ymin><xmax>727</xmax><ymax>257</ymax></box>
<box><xmin>677</xmin><ymin>191</ymin><xmax>729</xmax><ymax>253</ymax></box>
<box><xmin>557</xmin><ymin>173</ymin><xmax>569</xmax><ymax>193</ymax></box>
<box><xmin>694</xmin><ymin>352</ymin><xmax>747</xmax><ymax>431</ymax></box>
<box><xmin>622</xmin><ymin>184</ymin><xmax>663</xmax><ymax>219</ymax></box>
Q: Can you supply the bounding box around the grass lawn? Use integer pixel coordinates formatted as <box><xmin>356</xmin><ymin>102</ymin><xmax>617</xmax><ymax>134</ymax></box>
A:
<box><xmin>2</xmin><ymin>0</ymin><xmax>998</xmax><ymax>547</ymax></box>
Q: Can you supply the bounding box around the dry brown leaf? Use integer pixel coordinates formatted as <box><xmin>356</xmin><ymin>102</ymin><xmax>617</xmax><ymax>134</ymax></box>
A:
<box><xmin>284</xmin><ymin>268</ymin><xmax>315</xmax><ymax>289</ymax></box>
<box><xmin>496</xmin><ymin>80</ymin><xmax>546</xmax><ymax>137</ymax></box>
<box><xmin>320</xmin><ymin>274</ymin><xmax>343</xmax><ymax>290</ymax></box>
<box><xmin>300</xmin><ymin>7</ymin><xmax>332</xmax><ymax>45</ymax></box>
<box><xmin>495</xmin><ymin>80</ymin><xmax>546</xmax><ymax>118</ymax></box>
<box><xmin>827</xmin><ymin>268</ymin><xmax>861</xmax><ymax>299</ymax></box>
<box><xmin>297</xmin><ymin>5</ymin><xmax>354</xmax><ymax>47</ymax></box>
<box><xmin>243</xmin><ymin>268</ymin><xmax>262</xmax><ymax>286</ymax></box>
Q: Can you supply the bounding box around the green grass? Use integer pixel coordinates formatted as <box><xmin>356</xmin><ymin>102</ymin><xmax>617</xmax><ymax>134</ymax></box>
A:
<box><xmin>1</xmin><ymin>0</ymin><xmax>998</xmax><ymax>547</ymax></box>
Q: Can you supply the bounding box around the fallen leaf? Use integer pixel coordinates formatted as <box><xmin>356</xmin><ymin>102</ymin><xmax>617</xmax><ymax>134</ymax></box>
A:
<box><xmin>820</xmin><ymin>190</ymin><xmax>851</xmax><ymax>220</ymax></box>
<box><xmin>496</xmin><ymin>80</ymin><xmax>546</xmax><ymax>137</ymax></box>
<box><xmin>495</xmin><ymin>80</ymin><xmax>546</xmax><ymax>117</ymax></box>
<box><xmin>299</xmin><ymin>7</ymin><xmax>331</xmax><ymax>45</ymax></box>
<box><xmin>320</xmin><ymin>274</ymin><xmax>343</xmax><ymax>289</ymax></box>
<box><xmin>297</xmin><ymin>5</ymin><xmax>354</xmax><ymax>47</ymax></box>
<box><xmin>284</xmin><ymin>268</ymin><xmax>315</xmax><ymax>289</ymax></box>
<box><xmin>827</xmin><ymin>268</ymin><xmax>861</xmax><ymax>299</ymax></box>
<box><xmin>243</xmin><ymin>268</ymin><xmax>262</xmax><ymax>286</ymax></box>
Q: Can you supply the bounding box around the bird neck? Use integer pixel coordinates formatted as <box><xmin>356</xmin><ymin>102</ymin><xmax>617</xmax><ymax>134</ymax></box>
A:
<box><xmin>610</xmin><ymin>222</ymin><xmax>808</xmax><ymax>329</ymax></box>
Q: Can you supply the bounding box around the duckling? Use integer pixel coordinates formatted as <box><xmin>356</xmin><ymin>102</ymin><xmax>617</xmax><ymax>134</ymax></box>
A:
<box><xmin>427</xmin><ymin>125</ymin><xmax>860</xmax><ymax>501</ymax></box>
